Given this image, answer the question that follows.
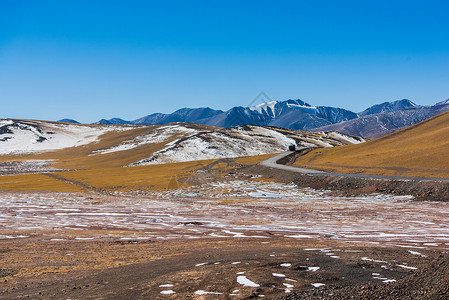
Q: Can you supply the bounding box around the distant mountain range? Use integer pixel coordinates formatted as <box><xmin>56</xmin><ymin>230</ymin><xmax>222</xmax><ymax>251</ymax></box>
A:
<box><xmin>315</xmin><ymin>99</ymin><xmax>449</xmax><ymax>139</ymax></box>
<box><xmin>58</xmin><ymin>98</ymin><xmax>449</xmax><ymax>139</ymax></box>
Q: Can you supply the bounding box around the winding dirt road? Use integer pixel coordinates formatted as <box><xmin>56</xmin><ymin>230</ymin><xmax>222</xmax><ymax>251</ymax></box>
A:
<box><xmin>261</xmin><ymin>150</ymin><xmax>449</xmax><ymax>182</ymax></box>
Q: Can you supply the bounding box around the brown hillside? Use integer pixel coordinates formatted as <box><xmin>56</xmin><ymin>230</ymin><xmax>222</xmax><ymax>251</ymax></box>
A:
<box><xmin>294</xmin><ymin>110</ymin><xmax>449</xmax><ymax>178</ymax></box>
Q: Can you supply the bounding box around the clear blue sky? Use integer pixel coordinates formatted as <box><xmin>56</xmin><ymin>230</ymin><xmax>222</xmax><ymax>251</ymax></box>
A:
<box><xmin>1</xmin><ymin>0</ymin><xmax>448</xmax><ymax>123</ymax></box>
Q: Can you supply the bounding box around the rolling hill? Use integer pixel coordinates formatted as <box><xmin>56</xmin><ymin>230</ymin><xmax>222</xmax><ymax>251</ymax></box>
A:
<box><xmin>294</xmin><ymin>110</ymin><xmax>449</xmax><ymax>178</ymax></box>
<box><xmin>0</xmin><ymin>119</ymin><xmax>363</xmax><ymax>171</ymax></box>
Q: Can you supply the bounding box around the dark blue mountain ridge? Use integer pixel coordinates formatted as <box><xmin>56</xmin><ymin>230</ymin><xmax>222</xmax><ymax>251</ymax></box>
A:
<box><xmin>133</xmin><ymin>107</ymin><xmax>223</xmax><ymax>125</ymax></box>
<box><xmin>95</xmin><ymin>118</ymin><xmax>133</xmax><ymax>125</ymax></box>
<box><xmin>92</xmin><ymin>98</ymin><xmax>414</xmax><ymax>129</ymax></box>
<box><xmin>57</xmin><ymin>119</ymin><xmax>80</xmax><ymax>124</ymax></box>
<box><xmin>86</xmin><ymin>98</ymin><xmax>449</xmax><ymax>138</ymax></box>
<box><xmin>358</xmin><ymin>99</ymin><xmax>418</xmax><ymax>116</ymax></box>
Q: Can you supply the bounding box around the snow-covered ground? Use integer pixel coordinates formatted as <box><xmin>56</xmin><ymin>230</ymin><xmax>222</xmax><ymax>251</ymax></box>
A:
<box><xmin>0</xmin><ymin>120</ymin><xmax>133</xmax><ymax>155</ymax></box>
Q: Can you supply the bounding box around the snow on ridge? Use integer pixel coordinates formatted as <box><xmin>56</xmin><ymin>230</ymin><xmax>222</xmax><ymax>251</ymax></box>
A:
<box><xmin>130</xmin><ymin>128</ymin><xmax>295</xmax><ymax>166</ymax></box>
<box><xmin>287</xmin><ymin>103</ymin><xmax>317</xmax><ymax>110</ymax></box>
<box><xmin>249</xmin><ymin>101</ymin><xmax>279</xmax><ymax>117</ymax></box>
<box><xmin>0</xmin><ymin>120</ymin><xmax>14</xmax><ymax>127</ymax></box>
<box><xmin>0</xmin><ymin>120</ymin><xmax>133</xmax><ymax>155</ymax></box>
<box><xmin>328</xmin><ymin>132</ymin><xmax>365</xmax><ymax>144</ymax></box>
<box><xmin>129</xmin><ymin>125</ymin><xmax>357</xmax><ymax>166</ymax></box>
<box><xmin>91</xmin><ymin>124</ymin><xmax>199</xmax><ymax>156</ymax></box>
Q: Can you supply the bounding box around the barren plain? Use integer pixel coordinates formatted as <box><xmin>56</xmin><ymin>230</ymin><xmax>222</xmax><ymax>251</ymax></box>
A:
<box><xmin>1</xmin><ymin>119</ymin><xmax>449</xmax><ymax>299</ymax></box>
<box><xmin>1</xmin><ymin>158</ymin><xmax>449</xmax><ymax>299</ymax></box>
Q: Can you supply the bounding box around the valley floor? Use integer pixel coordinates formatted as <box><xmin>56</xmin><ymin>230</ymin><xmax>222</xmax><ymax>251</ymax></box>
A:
<box><xmin>1</xmin><ymin>171</ymin><xmax>449</xmax><ymax>299</ymax></box>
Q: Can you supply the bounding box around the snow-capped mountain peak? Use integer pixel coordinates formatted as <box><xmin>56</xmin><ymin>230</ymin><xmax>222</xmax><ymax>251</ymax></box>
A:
<box><xmin>249</xmin><ymin>101</ymin><xmax>279</xmax><ymax>118</ymax></box>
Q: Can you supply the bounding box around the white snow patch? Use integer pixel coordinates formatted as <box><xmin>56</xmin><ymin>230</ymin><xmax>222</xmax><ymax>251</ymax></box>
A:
<box><xmin>194</xmin><ymin>290</ymin><xmax>222</xmax><ymax>295</ymax></box>
<box><xmin>237</xmin><ymin>276</ymin><xmax>260</xmax><ymax>287</ymax></box>
<box><xmin>91</xmin><ymin>125</ymin><xmax>197</xmax><ymax>155</ymax></box>
<box><xmin>0</xmin><ymin>120</ymin><xmax>129</xmax><ymax>155</ymax></box>
<box><xmin>195</xmin><ymin>262</ymin><xmax>207</xmax><ymax>267</ymax></box>
<box><xmin>397</xmin><ymin>264</ymin><xmax>417</xmax><ymax>270</ymax></box>
<box><xmin>383</xmin><ymin>279</ymin><xmax>396</xmax><ymax>283</ymax></box>
<box><xmin>248</xmin><ymin>191</ymin><xmax>284</xmax><ymax>198</ymax></box>
<box><xmin>328</xmin><ymin>132</ymin><xmax>365</xmax><ymax>144</ymax></box>
<box><xmin>407</xmin><ymin>250</ymin><xmax>426</xmax><ymax>257</ymax></box>
<box><xmin>361</xmin><ymin>257</ymin><xmax>388</xmax><ymax>263</ymax></box>
<box><xmin>249</xmin><ymin>101</ymin><xmax>279</xmax><ymax>117</ymax></box>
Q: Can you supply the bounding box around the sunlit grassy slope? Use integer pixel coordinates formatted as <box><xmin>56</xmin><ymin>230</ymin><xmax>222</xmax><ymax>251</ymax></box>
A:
<box><xmin>0</xmin><ymin>160</ymin><xmax>216</xmax><ymax>192</ymax></box>
<box><xmin>0</xmin><ymin>174</ymin><xmax>83</xmax><ymax>192</ymax></box>
<box><xmin>294</xmin><ymin>111</ymin><xmax>449</xmax><ymax>178</ymax></box>
<box><xmin>57</xmin><ymin>159</ymin><xmax>215</xmax><ymax>192</ymax></box>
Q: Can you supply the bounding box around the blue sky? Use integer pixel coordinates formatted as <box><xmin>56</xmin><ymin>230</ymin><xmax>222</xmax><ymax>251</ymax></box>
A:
<box><xmin>1</xmin><ymin>0</ymin><xmax>448</xmax><ymax>123</ymax></box>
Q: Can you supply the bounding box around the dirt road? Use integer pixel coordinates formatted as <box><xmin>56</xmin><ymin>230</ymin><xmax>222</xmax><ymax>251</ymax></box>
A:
<box><xmin>262</xmin><ymin>151</ymin><xmax>449</xmax><ymax>182</ymax></box>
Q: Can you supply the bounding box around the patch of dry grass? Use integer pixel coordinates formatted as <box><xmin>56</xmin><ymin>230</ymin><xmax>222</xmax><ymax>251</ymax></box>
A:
<box><xmin>0</xmin><ymin>174</ymin><xmax>82</xmax><ymax>192</ymax></box>
<box><xmin>294</xmin><ymin>111</ymin><xmax>449</xmax><ymax>178</ymax></box>
<box><xmin>55</xmin><ymin>159</ymin><xmax>217</xmax><ymax>192</ymax></box>
<box><xmin>234</xmin><ymin>153</ymin><xmax>279</xmax><ymax>165</ymax></box>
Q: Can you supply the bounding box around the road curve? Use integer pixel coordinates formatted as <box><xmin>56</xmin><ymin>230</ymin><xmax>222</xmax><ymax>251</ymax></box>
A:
<box><xmin>259</xmin><ymin>151</ymin><xmax>449</xmax><ymax>182</ymax></box>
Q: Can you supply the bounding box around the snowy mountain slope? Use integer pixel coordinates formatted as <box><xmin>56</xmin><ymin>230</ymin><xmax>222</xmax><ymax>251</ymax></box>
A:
<box><xmin>90</xmin><ymin>124</ymin><xmax>198</xmax><ymax>156</ymax></box>
<box><xmin>0</xmin><ymin>119</ymin><xmax>364</xmax><ymax>168</ymax></box>
<box><xmin>127</xmin><ymin>124</ymin><xmax>365</xmax><ymax>165</ymax></box>
<box><xmin>0</xmin><ymin>119</ymin><xmax>133</xmax><ymax>155</ymax></box>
